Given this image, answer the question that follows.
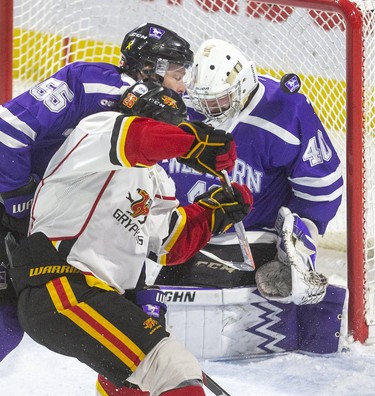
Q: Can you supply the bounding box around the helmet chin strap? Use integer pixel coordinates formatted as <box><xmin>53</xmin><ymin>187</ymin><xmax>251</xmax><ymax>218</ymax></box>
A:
<box><xmin>241</xmin><ymin>83</ymin><xmax>259</xmax><ymax>111</ymax></box>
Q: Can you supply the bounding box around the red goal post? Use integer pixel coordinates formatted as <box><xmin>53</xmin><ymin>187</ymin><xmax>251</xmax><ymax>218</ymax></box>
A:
<box><xmin>1</xmin><ymin>0</ymin><xmax>374</xmax><ymax>343</ymax></box>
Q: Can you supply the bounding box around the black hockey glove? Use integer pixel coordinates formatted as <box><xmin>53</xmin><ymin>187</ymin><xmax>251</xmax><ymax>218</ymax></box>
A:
<box><xmin>1</xmin><ymin>215</ymin><xmax>29</xmax><ymax>240</ymax></box>
<box><xmin>195</xmin><ymin>182</ymin><xmax>253</xmax><ymax>235</ymax></box>
<box><xmin>177</xmin><ymin>121</ymin><xmax>237</xmax><ymax>177</ymax></box>
<box><xmin>0</xmin><ymin>175</ymin><xmax>39</xmax><ymax>238</ymax></box>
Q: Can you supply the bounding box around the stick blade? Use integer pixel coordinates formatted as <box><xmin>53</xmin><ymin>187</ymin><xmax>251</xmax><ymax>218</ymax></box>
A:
<box><xmin>200</xmin><ymin>249</ymin><xmax>254</xmax><ymax>271</ymax></box>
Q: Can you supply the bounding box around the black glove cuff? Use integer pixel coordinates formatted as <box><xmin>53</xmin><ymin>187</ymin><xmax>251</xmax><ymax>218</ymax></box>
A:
<box><xmin>1</xmin><ymin>175</ymin><xmax>39</xmax><ymax>201</ymax></box>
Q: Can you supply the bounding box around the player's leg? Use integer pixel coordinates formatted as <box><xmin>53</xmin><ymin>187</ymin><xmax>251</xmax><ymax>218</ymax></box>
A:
<box><xmin>97</xmin><ymin>379</ymin><xmax>204</xmax><ymax>396</ymax></box>
<box><xmin>10</xmin><ymin>233</ymin><xmax>204</xmax><ymax>394</ymax></box>
<box><xmin>0</xmin><ymin>294</ymin><xmax>24</xmax><ymax>361</ymax></box>
<box><xmin>96</xmin><ymin>285</ymin><xmax>169</xmax><ymax>395</ymax></box>
<box><xmin>0</xmin><ymin>216</ymin><xmax>24</xmax><ymax>362</ymax></box>
<box><xmin>160</xmin><ymin>386</ymin><xmax>205</xmax><ymax>395</ymax></box>
<box><xmin>17</xmin><ymin>276</ymin><xmax>204</xmax><ymax>394</ymax></box>
<box><xmin>96</xmin><ymin>374</ymin><xmax>149</xmax><ymax>395</ymax></box>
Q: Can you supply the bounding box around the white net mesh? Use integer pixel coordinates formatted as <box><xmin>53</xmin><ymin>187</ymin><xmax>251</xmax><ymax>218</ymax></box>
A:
<box><xmin>7</xmin><ymin>0</ymin><xmax>375</xmax><ymax>329</ymax></box>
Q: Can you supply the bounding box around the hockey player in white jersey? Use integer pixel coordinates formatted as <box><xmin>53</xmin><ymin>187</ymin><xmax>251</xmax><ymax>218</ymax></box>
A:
<box><xmin>155</xmin><ymin>39</ymin><xmax>347</xmax><ymax>358</ymax></box>
<box><xmin>8</xmin><ymin>80</ymin><xmax>252</xmax><ymax>396</ymax></box>
<box><xmin>0</xmin><ymin>22</ymin><xmax>194</xmax><ymax>363</ymax></box>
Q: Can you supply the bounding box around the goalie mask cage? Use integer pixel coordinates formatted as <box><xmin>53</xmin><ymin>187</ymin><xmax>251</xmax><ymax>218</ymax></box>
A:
<box><xmin>0</xmin><ymin>0</ymin><xmax>374</xmax><ymax>343</ymax></box>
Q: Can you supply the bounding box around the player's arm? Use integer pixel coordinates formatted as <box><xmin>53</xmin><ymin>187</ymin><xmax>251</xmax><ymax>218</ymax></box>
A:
<box><xmin>0</xmin><ymin>65</ymin><xmax>79</xmax><ymax>229</ymax></box>
<box><xmin>255</xmin><ymin>98</ymin><xmax>339</xmax><ymax>305</ymax></box>
<box><xmin>0</xmin><ymin>100</ymin><xmax>38</xmax><ymax>192</ymax></box>
<box><xmin>115</xmin><ymin>116</ymin><xmax>236</xmax><ymax>176</ymax></box>
<box><xmin>158</xmin><ymin>182</ymin><xmax>252</xmax><ymax>265</ymax></box>
<box><xmin>255</xmin><ymin>206</ymin><xmax>327</xmax><ymax>305</ymax></box>
<box><xmin>283</xmin><ymin>97</ymin><xmax>343</xmax><ymax>234</ymax></box>
<box><xmin>0</xmin><ymin>97</ymin><xmax>41</xmax><ymax>234</ymax></box>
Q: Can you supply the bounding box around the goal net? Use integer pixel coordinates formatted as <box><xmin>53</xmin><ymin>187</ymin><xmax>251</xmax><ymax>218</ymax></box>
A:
<box><xmin>2</xmin><ymin>0</ymin><xmax>375</xmax><ymax>342</ymax></box>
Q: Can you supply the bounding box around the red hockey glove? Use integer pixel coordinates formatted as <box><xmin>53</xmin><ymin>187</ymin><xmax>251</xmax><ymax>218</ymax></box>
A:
<box><xmin>195</xmin><ymin>182</ymin><xmax>253</xmax><ymax>235</ymax></box>
<box><xmin>177</xmin><ymin>121</ymin><xmax>236</xmax><ymax>177</ymax></box>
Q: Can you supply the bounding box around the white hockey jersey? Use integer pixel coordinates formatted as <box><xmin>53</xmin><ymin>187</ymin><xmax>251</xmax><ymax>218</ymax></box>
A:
<box><xmin>29</xmin><ymin>111</ymin><xmax>211</xmax><ymax>293</ymax></box>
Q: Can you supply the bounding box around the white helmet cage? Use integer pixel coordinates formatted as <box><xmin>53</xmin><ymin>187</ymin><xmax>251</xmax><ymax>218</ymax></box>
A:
<box><xmin>187</xmin><ymin>39</ymin><xmax>258</xmax><ymax>123</ymax></box>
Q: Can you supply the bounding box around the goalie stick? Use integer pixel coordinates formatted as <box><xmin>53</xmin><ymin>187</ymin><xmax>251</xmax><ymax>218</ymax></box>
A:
<box><xmin>200</xmin><ymin>170</ymin><xmax>255</xmax><ymax>272</ymax></box>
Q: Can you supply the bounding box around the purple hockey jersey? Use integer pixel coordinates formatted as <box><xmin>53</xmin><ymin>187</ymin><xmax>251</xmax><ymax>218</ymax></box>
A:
<box><xmin>0</xmin><ymin>62</ymin><xmax>135</xmax><ymax>191</ymax></box>
<box><xmin>162</xmin><ymin>76</ymin><xmax>343</xmax><ymax>234</ymax></box>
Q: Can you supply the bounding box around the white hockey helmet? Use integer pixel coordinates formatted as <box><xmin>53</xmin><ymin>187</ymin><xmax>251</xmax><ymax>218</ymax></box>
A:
<box><xmin>187</xmin><ymin>39</ymin><xmax>258</xmax><ymax>123</ymax></box>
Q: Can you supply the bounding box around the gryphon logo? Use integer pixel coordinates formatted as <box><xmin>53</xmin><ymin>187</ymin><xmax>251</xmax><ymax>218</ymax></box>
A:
<box><xmin>113</xmin><ymin>188</ymin><xmax>151</xmax><ymax>245</ymax></box>
<box><xmin>126</xmin><ymin>188</ymin><xmax>151</xmax><ymax>220</ymax></box>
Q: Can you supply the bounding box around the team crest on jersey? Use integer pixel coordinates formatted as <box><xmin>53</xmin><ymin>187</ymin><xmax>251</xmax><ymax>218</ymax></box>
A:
<box><xmin>112</xmin><ymin>189</ymin><xmax>151</xmax><ymax>245</ymax></box>
<box><xmin>127</xmin><ymin>188</ymin><xmax>152</xmax><ymax>220</ymax></box>
<box><xmin>149</xmin><ymin>27</ymin><xmax>165</xmax><ymax>40</ymax></box>
<box><xmin>162</xmin><ymin>95</ymin><xmax>179</xmax><ymax>109</ymax></box>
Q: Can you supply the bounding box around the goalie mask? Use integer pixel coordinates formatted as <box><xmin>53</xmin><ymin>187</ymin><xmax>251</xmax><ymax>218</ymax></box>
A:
<box><xmin>118</xmin><ymin>80</ymin><xmax>187</xmax><ymax>125</ymax></box>
<box><xmin>187</xmin><ymin>39</ymin><xmax>258</xmax><ymax>124</ymax></box>
<box><xmin>120</xmin><ymin>23</ymin><xmax>193</xmax><ymax>84</ymax></box>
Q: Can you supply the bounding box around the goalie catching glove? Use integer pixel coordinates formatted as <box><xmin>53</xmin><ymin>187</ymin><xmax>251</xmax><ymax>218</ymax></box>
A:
<box><xmin>255</xmin><ymin>207</ymin><xmax>328</xmax><ymax>305</ymax></box>
<box><xmin>177</xmin><ymin>121</ymin><xmax>236</xmax><ymax>177</ymax></box>
<box><xmin>195</xmin><ymin>182</ymin><xmax>253</xmax><ymax>235</ymax></box>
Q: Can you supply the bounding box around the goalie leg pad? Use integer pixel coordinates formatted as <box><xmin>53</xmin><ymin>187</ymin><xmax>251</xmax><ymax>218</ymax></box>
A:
<box><xmin>298</xmin><ymin>284</ymin><xmax>348</xmax><ymax>354</ymax></box>
<box><xmin>162</xmin><ymin>285</ymin><xmax>347</xmax><ymax>358</ymax></box>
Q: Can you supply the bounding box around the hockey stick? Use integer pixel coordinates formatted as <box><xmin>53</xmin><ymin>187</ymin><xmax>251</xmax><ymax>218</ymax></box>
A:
<box><xmin>220</xmin><ymin>170</ymin><xmax>255</xmax><ymax>270</ymax></box>
<box><xmin>199</xmin><ymin>248</ymin><xmax>253</xmax><ymax>271</ymax></box>
<box><xmin>200</xmin><ymin>170</ymin><xmax>255</xmax><ymax>271</ymax></box>
<box><xmin>203</xmin><ymin>372</ymin><xmax>231</xmax><ymax>396</ymax></box>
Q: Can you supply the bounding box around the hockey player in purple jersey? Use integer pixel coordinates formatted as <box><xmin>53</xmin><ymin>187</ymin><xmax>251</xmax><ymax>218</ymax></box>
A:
<box><xmin>154</xmin><ymin>39</ymin><xmax>347</xmax><ymax>357</ymax></box>
<box><xmin>0</xmin><ymin>23</ymin><xmax>193</xmax><ymax>364</ymax></box>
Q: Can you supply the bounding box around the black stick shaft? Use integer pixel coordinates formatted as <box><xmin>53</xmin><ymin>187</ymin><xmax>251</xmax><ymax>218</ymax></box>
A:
<box><xmin>203</xmin><ymin>372</ymin><xmax>231</xmax><ymax>396</ymax></box>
